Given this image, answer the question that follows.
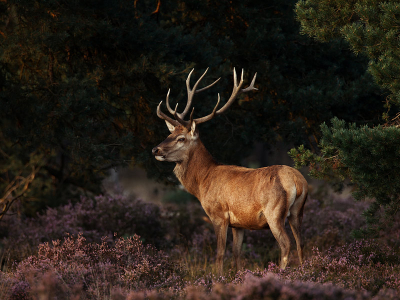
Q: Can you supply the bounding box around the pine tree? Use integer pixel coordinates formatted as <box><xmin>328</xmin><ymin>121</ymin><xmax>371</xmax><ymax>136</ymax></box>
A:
<box><xmin>292</xmin><ymin>0</ymin><xmax>400</xmax><ymax>235</ymax></box>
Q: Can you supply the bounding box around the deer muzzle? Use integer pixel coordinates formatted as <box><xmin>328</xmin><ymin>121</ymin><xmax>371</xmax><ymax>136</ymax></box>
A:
<box><xmin>152</xmin><ymin>146</ymin><xmax>166</xmax><ymax>161</ymax></box>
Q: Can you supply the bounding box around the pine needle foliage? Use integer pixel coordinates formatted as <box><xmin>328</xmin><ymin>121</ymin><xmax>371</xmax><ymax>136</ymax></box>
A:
<box><xmin>290</xmin><ymin>118</ymin><xmax>400</xmax><ymax>236</ymax></box>
<box><xmin>293</xmin><ymin>0</ymin><xmax>400</xmax><ymax>235</ymax></box>
<box><xmin>296</xmin><ymin>0</ymin><xmax>400</xmax><ymax>108</ymax></box>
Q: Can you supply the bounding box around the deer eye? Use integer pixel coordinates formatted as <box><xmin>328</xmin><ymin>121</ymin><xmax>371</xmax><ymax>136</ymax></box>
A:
<box><xmin>177</xmin><ymin>137</ymin><xmax>185</xmax><ymax>142</ymax></box>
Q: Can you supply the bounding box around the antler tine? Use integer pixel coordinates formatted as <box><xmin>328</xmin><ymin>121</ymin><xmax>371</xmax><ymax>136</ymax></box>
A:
<box><xmin>242</xmin><ymin>72</ymin><xmax>258</xmax><ymax>93</ymax></box>
<box><xmin>164</xmin><ymin>87</ymin><xmax>194</xmax><ymax>127</ymax></box>
<box><xmin>214</xmin><ymin>68</ymin><xmax>246</xmax><ymax>115</ymax></box>
<box><xmin>188</xmin><ymin>107</ymin><xmax>195</xmax><ymax>127</ymax></box>
<box><xmin>179</xmin><ymin>68</ymin><xmax>206</xmax><ymax>119</ymax></box>
<box><xmin>165</xmin><ymin>89</ymin><xmax>176</xmax><ymax>115</ymax></box>
<box><xmin>157</xmin><ymin>101</ymin><xmax>180</xmax><ymax>126</ymax></box>
<box><xmin>195</xmin><ymin>76</ymin><xmax>221</xmax><ymax>93</ymax></box>
<box><xmin>192</xmin><ymin>93</ymin><xmax>221</xmax><ymax>125</ymax></box>
<box><xmin>179</xmin><ymin>68</ymin><xmax>220</xmax><ymax>119</ymax></box>
<box><xmin>233</xmin><ymin>67</ymin><xmax>238</xmax><ymax>88</ymax></box>
<box><xmin>172</xmin><ymin>103</ymin><xmax>190</xmax><ymax>126</ymax></box>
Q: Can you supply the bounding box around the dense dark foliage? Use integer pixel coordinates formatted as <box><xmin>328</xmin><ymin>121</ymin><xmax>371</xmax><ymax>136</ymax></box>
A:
<box><xmin>0</xmin><ymin>0</ymin><xmax>384</xmax><ymax>218</ymax></box>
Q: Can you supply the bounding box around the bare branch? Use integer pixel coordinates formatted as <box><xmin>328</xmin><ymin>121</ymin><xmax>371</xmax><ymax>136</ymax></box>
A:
<box><xmin>0</xmin><ymin>166</ymin><xmax>40</xmax><ymax>221</ymax></box>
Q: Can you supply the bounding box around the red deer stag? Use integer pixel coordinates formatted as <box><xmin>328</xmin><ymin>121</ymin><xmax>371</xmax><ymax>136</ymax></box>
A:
<box><xmin>152</xmin><ymin>68</ymin><xmax>308</xmax><ymax>275</ymax></box>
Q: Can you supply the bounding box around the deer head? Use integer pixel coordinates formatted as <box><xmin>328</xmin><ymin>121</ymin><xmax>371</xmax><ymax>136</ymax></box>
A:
<box><xmin>152</xmin><ymin>122</ymin><xmax>198</xmax><ymax>162</ymax></box>
<box><xmin>152</xmin><ymin>68</ymin><xmax>257</xmax><ymax>162</ymax></box>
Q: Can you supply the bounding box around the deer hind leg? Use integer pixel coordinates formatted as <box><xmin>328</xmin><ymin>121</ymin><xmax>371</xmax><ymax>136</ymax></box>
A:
<box><xmin>232</xmin><ymin>228</ymin><xmax>244</xmax><ymax>271</ymax></box>
<box><xmin>288</xmin><ymin>214</ymin><xmax>304</xmax><ymax>265</ymax></box>
<box><xmin>288</xmin><ymin>192</ymin><xmax>307</xmax><ymax>265</ymax></box>
<box><xmin>268</xmin><ymin>218</ymin><xmax>291</xmax><ymax>269</ymax></box>
<box><xmin>213</xmin><ymin>221</ymin><xmax>228</xmax><ymax>276</ymax></box>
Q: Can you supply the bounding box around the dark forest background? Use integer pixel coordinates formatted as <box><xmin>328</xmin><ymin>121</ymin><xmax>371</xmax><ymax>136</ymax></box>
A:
<box><xmin>1</xmin><ymin>0</ymin><xmax>400</xmax><ymax>245</ymax></box>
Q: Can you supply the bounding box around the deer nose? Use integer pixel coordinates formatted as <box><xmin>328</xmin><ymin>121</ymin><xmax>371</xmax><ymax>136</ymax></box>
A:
<box><xmin>152</xmin><ymin>147</ymin><xmax>160</xmax><ymax>155</ymax></box>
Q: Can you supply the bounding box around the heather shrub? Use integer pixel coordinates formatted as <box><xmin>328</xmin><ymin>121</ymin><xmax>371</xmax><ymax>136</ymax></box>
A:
<box><xmin>1</xmin><ymin>188</ymin><xmax>399</xmax><ymax>299</ymax></box>
<box><xmin>0</xmin><ymin>271</ymin><xmax>16</xmax><ymax>300</ymax></box>
<box><xmin>69</xmin><ymin>194</ymin><xmax>166</xmax><ymax>247</ymax></box>
<box><xmin>206</xmin><ymin>273</ymin><xmax>372</xmax><ymax>300</ymax></box>
<box><xmin>5</xmin><ymin>233</ymin><xmax>184</xmax><ymax>299</ymax></box>
<box><xmin>126</xmin><ymin>272</ymin><xmax>375</xmax><ymax>299</ymax></box>
<box><xmin>379</xmin><ymin>209</ymin><xmax>400</xmax><ymax>250</ymax></box>
<box><xmin>301</xmin><ymin>195</ymin><xmax>368</xmax><ymax>251</ymax></box>
<box><xmin>4</xmin><ymin>267</ymin><xmax>399</xmax><ymax>300</ymax></box>
<box><xmin>162</xmin><ymin>201</ymin><xmax>213</xmax><ymax>248</ymax></box>
<box><xmin>0</xmin><ymin>194</ymin><xmax>167</xmax><ymax>262</ymax></box>
<box><xmin>268</xmin><ymin>240</ymin><xmax>400</xmax><ymax>294</ymax></box>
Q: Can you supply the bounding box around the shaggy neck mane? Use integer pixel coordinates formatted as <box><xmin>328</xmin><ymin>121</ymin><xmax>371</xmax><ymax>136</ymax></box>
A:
<box><xmin>174</xmin><ymin>139</ymin><xmax>217</xmax><ymax>198</ymax></box>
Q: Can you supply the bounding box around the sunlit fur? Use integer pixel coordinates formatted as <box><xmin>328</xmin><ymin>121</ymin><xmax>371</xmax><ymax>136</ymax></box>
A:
<box><xmin>153</xmin><ymin>122</ymin><xmax>308</xmax><ymax>275</ymax></box>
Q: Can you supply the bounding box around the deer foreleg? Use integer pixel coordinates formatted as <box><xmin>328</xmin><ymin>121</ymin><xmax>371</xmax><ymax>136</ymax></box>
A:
<box><xmin>232</xmin><ymin>228</ymin><xmax>244</xmax><ymax>271</ymax></box>
<box><xmin>213</xmin><ymin>221</ymin><xmax>228</xmax><ymax>276</ymax></box>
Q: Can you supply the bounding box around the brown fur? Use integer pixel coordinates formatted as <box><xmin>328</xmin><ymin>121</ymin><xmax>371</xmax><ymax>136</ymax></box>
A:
<box><xmin>153</xmin><ymin>124</ymin><xmax>308</xmax><ymax>275</ymax></box>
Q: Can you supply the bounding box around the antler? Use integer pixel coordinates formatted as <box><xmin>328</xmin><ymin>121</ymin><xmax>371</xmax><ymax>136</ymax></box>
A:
<box><xmin>156</xmin><ymin>68</ymin><xmax>257</xmax><ymax>127</ymax></box>
<box><xmin>164</xmin><ymin>68</ymin><xmax>221</xmax><ymax>120</ymax></box>
<box><xmin>157</xmin><ymin>100</ymin><xmax>180</xmax><ymax>126</ymax></box>
<box><xmin>194</xmin><ymin>68</ymin><xmax>257</xmax><ymax>124</ymax></box>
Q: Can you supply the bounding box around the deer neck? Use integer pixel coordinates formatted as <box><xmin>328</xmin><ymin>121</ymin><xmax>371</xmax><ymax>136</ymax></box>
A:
<box><xmin>174</xmin><ymin>139</ymin><xmax>217</xmax><ymax>199</ymax></box>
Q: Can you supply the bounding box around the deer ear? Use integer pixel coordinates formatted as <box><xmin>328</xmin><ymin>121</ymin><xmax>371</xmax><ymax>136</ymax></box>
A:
<box><xmin>190</xmin><ymin>121</ymin><xmax>198</xmax><ymax>139</ymax></box>
<box><xmin>165</xmin><ymin>120</ymin><xmax>175</xmax><ymax>133</ymax></box>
